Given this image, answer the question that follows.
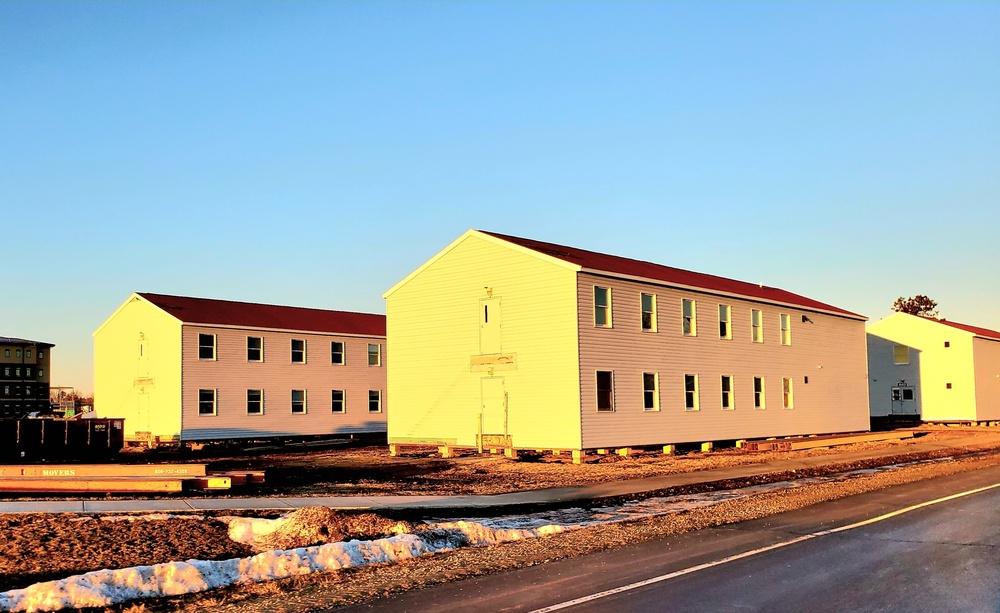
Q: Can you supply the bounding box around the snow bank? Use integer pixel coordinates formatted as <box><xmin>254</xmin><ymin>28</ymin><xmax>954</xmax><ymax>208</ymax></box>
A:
<box><xmin>0</xmin><ymin>520</ymin><xmax>570</xmax><ymax>612</ymax></box>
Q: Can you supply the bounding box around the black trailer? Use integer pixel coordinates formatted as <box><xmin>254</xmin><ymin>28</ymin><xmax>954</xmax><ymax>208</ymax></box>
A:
<box><xmin>0</xmin><ymin>418</ymin><xmax>125</xmax><ymax>462</ymax></box>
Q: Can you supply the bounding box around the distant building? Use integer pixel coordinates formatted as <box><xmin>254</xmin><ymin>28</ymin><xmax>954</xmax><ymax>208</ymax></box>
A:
<box><xmin>0</xmin><ymin>336</ymin><xmax>54</xmax><ymax>417</ymax></box>
<box><xmin>384</xmin><ymin>230</ymin><xmax>870</xmax><ymax>459</ymax></box>
<box><xmin>868</xmin><ymin>313</ymin><xmax>1000</xmax><ymax>422</ymax></box>
<box><xmin>94</xmin><ymin>293</ymin><xmax>387</xmax><ymax>445</ymax></box>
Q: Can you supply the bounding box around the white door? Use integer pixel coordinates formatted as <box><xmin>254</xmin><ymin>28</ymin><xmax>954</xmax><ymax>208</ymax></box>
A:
<box><xmin>481</xmin><ymin>377</ymin><xmax>507</xmax><ymax>436</ymax></box>
<box><xmin>480</xmin><ymin>297</ymin><xmax>502</xmax><ymax>354</ymax></box>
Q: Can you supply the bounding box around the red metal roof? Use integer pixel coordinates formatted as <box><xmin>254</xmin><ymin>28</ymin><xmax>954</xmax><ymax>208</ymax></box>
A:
<box><xmin>920</xmin><ymin>316</ymin><xmax>1000</xmax><ymax>341</ymax></box>
<box><xmin>481</xmin><ymin>231</ymin><xmax>864</xmax><ymax>319</ymax></box>
<box><xmin>138</xmin><ymin>293</ymin><xmax>385</xmax><ymax>337</ymax></box>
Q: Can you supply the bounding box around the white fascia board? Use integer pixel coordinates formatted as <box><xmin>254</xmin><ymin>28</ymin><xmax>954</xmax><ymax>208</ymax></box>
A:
<box><xmin>184</xmin><ymin>322</ymin><xmax>385</xmax><ymax>339</ymax></box>
<box><xmin>382</xmin><ymin>229</ymin><xmax>581</xmax><ymax>298</ymax></box>
<box><xmin>92</xmin><ymin>292</ymin><xmax>184</xmax><ymax>337</ymax></box>
<box><xmin>580</xmin><ymin>268</ymin><xmax>868</xmax><ymax>322</ymax></box>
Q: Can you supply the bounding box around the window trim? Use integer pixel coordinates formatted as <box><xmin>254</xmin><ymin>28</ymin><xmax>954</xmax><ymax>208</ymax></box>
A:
<box><xmin>594</xmin><ymin>287</ymin><xmax>612</xmax><ymax>328</ymax></box>
<box><xmin>641</xmin><ymin>293</ymin><xmax>656</xmax><ymax>332</ymax></box>
<box><xmin>684</xmin><ymin>374</ymin><xmax>700</xmax><ymax>411</ymax></box>
<box><xmin>596</xmin><ymin>370</ymin><xmax>615</xmax><ymax>412</ymax></box>
<box><xmin>332</xmin><ymin>389</ymin><xmax>346</xmax><ymax>413</ymax></box>
<box><xmin>642</xmin><ymin>372</ymin><xmax>659</xmax><ymax>411</ymax></box>
<box><xmin>198</xmin><ymin>333</ymin><xmax>217</xmax><ymax>361</ymax></box>
<box><xmin>682</xmin><ymin>299</ymin><xmax>697</xmax><ymax>336</ymax></box>
<box><xmin>247</xmin><ymin>336</ymin><xmax>264</xmax><ymax>362</ymax></box>
<box><xmin>291</xmin><ymin>389</ymin><xmax>307</xmax><ymax>414</ymax></box>
<box><xmin>198</xmin><ymin>389</ymin><xmax>217</xmax><ymax>416</ymax></box>
<box><xmin>331</xmin><ymin>341</ymin><xmax>346</xmax><ymax>365</ymax></box>
<box><xmin>782</xmin><ymin>377</ymin><xmax>794</xmax><ymax>409</ymax></box>
<box><xmin>367</xmin><ymin>343</ymin><xmax>381</xmax><ymax>366</ymax></box>
<box><xmin>751</xmin><ymin>309</ymin><xmax>764</xmax><ymax>343</ymax></box>
<box><xmin>780</xmin><ymin>313</ymin><xmax>791</xmax><ymax>346</ymax></box>
<box><xmin>246</xmin><ymin>389</ymin><xmax>263</xmax><ymax>415</ymax></box>
<box><xmin>721</xmin><ymin>375</ymin><xmax>734</xmax><ymax>410</ymax></box>
<box><xmin>291</xmin><ymin>339</ymin><xmax>306</xmax><ymax>364</ymax></box>
<box><xmin>368</xmin><ymin>390</ymin><xmax>382</xmax><ymax>413</ymax></box>
<box><xmin>719</xmin><ymin>304</ymin><xmax>732</xmax><ymax>340</ymax></box>
<box><xmin>754</xmin><ymin>377</ymin><xmax>765</xmax><ymax>410</ymax></box>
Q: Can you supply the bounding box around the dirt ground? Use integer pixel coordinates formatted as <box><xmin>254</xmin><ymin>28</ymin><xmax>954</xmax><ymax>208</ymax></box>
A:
<box><xmin>3</xmin><ymin>427</ymin><xmax>1000</xmax><ymax>611</ymax></box>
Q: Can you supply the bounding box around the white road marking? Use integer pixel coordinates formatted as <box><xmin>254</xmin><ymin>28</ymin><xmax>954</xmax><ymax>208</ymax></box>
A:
<box><xmin>530</xmin><ymin>481</ymin><xmax>1000</xmax><ymax>612</ymax></box>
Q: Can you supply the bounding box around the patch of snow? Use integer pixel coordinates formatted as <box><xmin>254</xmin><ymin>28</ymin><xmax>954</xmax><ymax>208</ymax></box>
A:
<box><xmin>220</xmin><ymin>515</ymin><xmax>290</xmax><ymax>545</ymax></box>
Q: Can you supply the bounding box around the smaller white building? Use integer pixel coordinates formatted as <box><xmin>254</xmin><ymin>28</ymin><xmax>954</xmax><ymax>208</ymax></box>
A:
<box><xmin>867</xmin><ymin>312</ymin><xmax>1000</xmax><ymax>422</ymax></box>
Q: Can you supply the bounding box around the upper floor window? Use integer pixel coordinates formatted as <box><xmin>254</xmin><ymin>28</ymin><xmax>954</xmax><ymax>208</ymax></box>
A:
<box><xmin>247</xmin><ymin>337</ymin><xmax>263</xmax><ymax>362</ymax></box>
<box><xmin>38</xmin><ymin>350</ymin><xmax>43</xmax><ymax>359</ymax></box>
<box><xmin>893</xmin><ymin>345</ymin><xmax>909</xmax><ymax>365</ymax></box>
<box><xmin>3</xmin><ymin>349</ymin><xmax>9</xmax><ymax>357</ymax></box>
<box><xmin>331</xmin><ymin>341</ymin><xmax>345</xmax><ymax>365</ymax></box>
<box><xmin>684</xmin><ymin>374</ymin><xmax>699</xmax><ymax>410</ymax></box>
<box><xmin>641</xmin><ymin>293</ymin><xmax>656</xmax><ymax>331</ymax></box>
<box><xmin>246</xmin><ymin>389</ymin><xmax>263</xmax><ymax>415</ymax></box>
<box><xmin>642</xmin><ymin>373</ymin><xmax>658</xmax><ymax>411</ymax></box>
<box><xmin>719</xmin><ymin>305</ymin><xmax>732</xmax><ymax>339</ymax></box>
<box><xmin>594</xmin><ymin>287</ymin><xmax>612</xmax><ymax>327</ymax></box>
<box><xmin>198</xmin><ymin>334</ymin><xmax>216</xmax><ymax>360</ymax></box>
<box><xmin>751</xmin><ymin>310</ymin><xmax>763</xmax><ymax>343</ymax></box>
<box><xmin>682</xmin><ymin>299</ymin><xmax>697</xmax><ymax>336</ymax></box>
<box><xmin>198</xmin><ymin>389</ymin><xmax>217</xmax><ymax>415</ymax></box>
<box><xmin>369</xmin><ymin>390</ymin><xmax>382</xmax><ymax>413</ymax></box>
<box><xmin>25</xmin><ymin>350</ymin><xmax>31</xmax><ymax>359</ymax></box>
<box><xmin>331</xmin><ymin>389</ymin><xmax>346</xmax><ymax>413</ymax></box>
<box><xmin>780</xmin><ymin>314</ymin><xmax>791</xmax><ymax>346</ymax></box>
<box><xmin>15</xmin><ymin>350</ymin><xmax>20</xmax><ymax>358</ymax></box>
<box><xmin>596</xmin><ymin>371</ymin><xmax>614</xmax><ymax>412</ymax></box>
<box><xmin>368</xmin><ymin>343</ymin><xmax>381</xmax><ymax>366</ymax></box>
<box><xmin>291</xmin><ymin>339</ymin><xmax>306</xmax><ymax>363</ymax></box>
<box><xmin>721</xmin><ymin>375</ymin><xmax>734</xmax><ymax>410</ymax></box>
<box><xmin>754</xmin><ymin>377</ymin><xmax>766</xmax><ymax>409</ymax></box>
<box><xmin>782</xmin><ymin>377</ymin><xmax>794</xmax><ymax>409</ymax></box>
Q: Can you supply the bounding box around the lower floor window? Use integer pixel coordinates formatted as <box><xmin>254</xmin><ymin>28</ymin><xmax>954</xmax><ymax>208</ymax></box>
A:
<box><xmin>891</xmin><ymin>387</ymin><xmax>915</xmax><ymax>401</ymax></box>
<box><xmin>782</xmin><ymin>377</ymin><xmax>794</xmax><ymax>409</ymax></box>
<box><xmin>596</xmin><ymin>371</ymin><xmax>614</xmax><ymax>411</ymax></box>
<box><xmin>291</xmin><ymin>389</ymin><xmax>306</xmax><ymax>414</ymax></box>
<box><xmin>332</xmin><ymin>389</ymin><xmax>346</xmax><ymax>413</ymax></box>
<box><xmin>199</xmin><ymin>389</ymin><xmax>217</xmax><ymax>415</ymax></box>
<box><xmin>684</xmin><ymin>374</ymin><xmax>699</xmax><ymax>411</ymax></box>
<box><xmin>247</xmin><ymin>389</ymin><xmax>263</xmax><ymax>415</ymax></box>
<box><xmin>642</xmin><ymin>373</ymin><xmax>658</xmax><ymax>411</ymax></box>
<box><xmin>754</xmin><ymin>377</ymin><xmax>765</xmax><ymax>409</ymax></box>
<box><xmin>721</xmin><ymin>375</ymin><xmax>734</xmax><ymax>410</ymax></box>
<box><xmin>368</xmin><ymin>390</ymin><xmax>382</xmax><ymax>413</ymax></box>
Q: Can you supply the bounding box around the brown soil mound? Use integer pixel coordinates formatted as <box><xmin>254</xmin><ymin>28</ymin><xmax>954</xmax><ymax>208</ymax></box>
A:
<box><xmin>255</xmin><ymin>506</ymin><xmax>412</xmax><ymax>552</ymax></box>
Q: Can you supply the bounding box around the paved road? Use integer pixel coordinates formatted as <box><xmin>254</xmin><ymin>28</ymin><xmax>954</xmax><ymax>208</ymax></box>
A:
<box><xmin>337</xmin><ymin>463</ymin><xmax>1000</xmax><ymax>612</ymax></box>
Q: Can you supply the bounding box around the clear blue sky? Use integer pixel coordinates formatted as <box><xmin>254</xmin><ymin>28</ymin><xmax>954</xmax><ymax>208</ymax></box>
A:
<box><xmin>2</xmin><ymin>1</ymin><xmax>998</xmax><ymax>394</ymax></box>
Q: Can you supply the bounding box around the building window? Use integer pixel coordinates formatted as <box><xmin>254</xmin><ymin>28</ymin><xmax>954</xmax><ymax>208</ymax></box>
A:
<box><xmin>902</xmin><ymin>388</ymin><xmax>914</xmax><ymax>401</ymax></box>
<box><xmin>721</xmin><ymin>375</ymin><xmax>734</xmax><ymax>410</ymax></box>
<box><xmin>682</xmin><ymin>299</ymin><xmax>697</xmax><ymax>336</ymax></box>
<box><xmin>780</xmin><ymin>314</ymin><xmax>791</xmax><ymax>346</ymax></box>
<box><xmin>642</xmin><ymin>373</ymin><xmax>658</xmax><ymax>411</ymax></box>
<box><xmin>596</xmin><ymin>371</ymin><xmax>614</xmax><ymax>412</ymax></box>
<box><xmin>38</xmin><ymin>350</ymin><xmax>43</xmax><ymax>359</ymax></box>
<box><xmin>291</xmin><ymin>389</ymin><xmax>306</xmax><ymax>414</ymax></box>
<box><xmin>719</xmin><ymin>305</ymin><xmax>731</xmax><ymax>339</ymax></box>
<box><xmin>38</xmin><ymin>369</ymin><xmax>43</xmax><ymax>377</ymax></box>
<box><xmin>3</xmin><ymin>349</ymin><xmax>8</xmax><ymax>357</ymax></box>
<box><xmin>368</xmin><ymin>343</ymin><xmax>381</xmax><ymax>366</ymax></box>
<box><xmin>198</xmin><ymin>334</ymin><xmax>216</xmax><ymax>360</ymax></box>
<box><xmin>684</xmin><ymin>374</ymin><xmax>699</xmax><ymax>410</ymax></box>
<box><xmin>754</xmin><ymin>377</ymin><xmax>765</xmax><ymax>409</ymax></box>
<box><xmin>247</xmin><ymin>389</ymin><xmax>263</xmax><ymax>415</ymax></box>
<box><xmin>15</xmin><ymin>350</ymin><xmax>21</xmax><ymax>358</ymax></box>
<box><xmin>14</xmin><ymin>368</ymin><xmax>20</xmax><ymax>377</ymax></box>
<box><xmin>594</xmin><ymin>287</ymin><xmax>612</xmax><ymax>327</ymax></box>
<box><xmin>25</xmin><ymin>367</ymin><xmax>32</xmax><ymax>378</ymax></box>
<box><xmin>783</xmin><ymin>378</ymin><xmax>794</xmax><ymax>409</ymax></box>
<box><xmin>331</xmin><ymin>390</ymin><xmax>345</xmax><ymax>413</ymax></box>
<box><xmin>3</xmin><ymin>367</ymin><xmax>9</xmax><ymax>377</ymax></box>
<box><xmin>946</xmin><ymin>383</ymin><xmax>953</xmax><ymax>390</ymax></box>
<box><xmin>331</xmin><ymin>342</ymin><xmax>345</xmax><ymax>365</ymax></box>
<box><xmin>25</xmin><ymin>350</ymin><xmax>31</xmax><ymax>359</ymax></box>
<box><xmin>751</xmin><ymin>310</ymin><xmax>763</xmax><ymax>343</ymax></box>
<box><xmin>291</xmin><ymin>339</ymin><xmax>306</xmax><ymax>363</ymax></box>
<box><xmin>198</xmin><ymin>389</ymin><xmax>217</xmax><ymax>415</ymax></box>
<box><xmin>247</xmin><ymin>337</ymin><xmax>263</xmax><ymax>362</ymax></box>
<box><xmin>368</xmin><ymin>390</ymin><xmax>382</xmax><ymax>413</ymax></box>
<box><xmin>2</xmin><ymin>386</ymin><xmax>8</xmax><ymax>396</ymax></box>
<box><xmin>893</xmin><ymin>345</ymin><xmax>909</xmax><ymax>365</ymax></box>
<box><xmin>944</xmin><ymin>341</ymin><xmax>950</xmax><ymax>348</ymax></box>
<box><xmin>641</xmin><ymin>294</ymin><xmax>656</xmax><ymax>331</ymax></box>
<box><xmin>892</xmin><ymin>387</ymin><xmax>916</xmax><ymax>402</ymax></box>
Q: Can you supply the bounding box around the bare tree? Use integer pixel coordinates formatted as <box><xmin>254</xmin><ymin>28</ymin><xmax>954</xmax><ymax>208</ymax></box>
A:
<box><xmin>892</xmin><ymin>295</ymin><xmax>939</xmax><ymax>318</ymax></box>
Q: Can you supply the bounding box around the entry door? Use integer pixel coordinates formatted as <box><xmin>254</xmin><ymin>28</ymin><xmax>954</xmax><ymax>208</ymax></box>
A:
<box><xmin>891</xmin><ymin>386</ymin><xmax>919</xmax><ymax>415</ymax></box>
<box><xmin>480</xmin><ymin>297</ymin><xmax>502</xmax><ymax>354</ymax></box>
<box><xmin>481</xmin><ymin>377</ymin><xmax>507</xmax><ymax>436</ymax></box>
